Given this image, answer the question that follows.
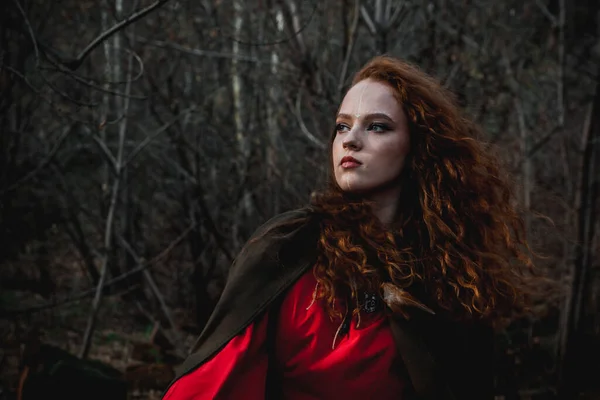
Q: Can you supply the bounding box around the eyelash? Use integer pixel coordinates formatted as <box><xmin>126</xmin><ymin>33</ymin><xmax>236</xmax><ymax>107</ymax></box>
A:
<box><xmin>369</xmin><ymin>123</ymin><xmax>389</xmax><ymax>132</ymax></box>
<box><xmin>335</xmin><ymin>123</ymin><xmax>389</xmax><ymax>133</ymax></box>
<box><xmin>335</xmin><ymin>123</ymin><xmax>349</xmax><ymax>133</ymax></box>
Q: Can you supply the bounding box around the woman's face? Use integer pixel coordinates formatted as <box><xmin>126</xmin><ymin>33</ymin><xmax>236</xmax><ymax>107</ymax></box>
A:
<box><xmin>332</xmin><ymin>79</ymin><xmax>411</xmax><ymax>196</ymax></box>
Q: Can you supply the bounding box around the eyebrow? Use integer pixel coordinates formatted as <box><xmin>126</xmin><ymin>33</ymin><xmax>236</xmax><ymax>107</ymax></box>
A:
<box><xmin>336</xmin><ymin>112</ymin><xmax>394</xmax><ymax>122</ymax></box>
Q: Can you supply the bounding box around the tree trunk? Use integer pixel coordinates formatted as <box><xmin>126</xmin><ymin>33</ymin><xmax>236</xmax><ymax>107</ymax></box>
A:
<box><xmin>266</xmin><ymin>7</ymin><xmax>284</xmax><ymax>215</ymax></box>
<box><xmin>231</xmin><ymin>0</ymin><xmax>252</xmax><ymax>247</ymax></box>
<box><xmin>557</xmin><ymin>65</ymin><xmax>600</xmax><ymax>397</ymax></box>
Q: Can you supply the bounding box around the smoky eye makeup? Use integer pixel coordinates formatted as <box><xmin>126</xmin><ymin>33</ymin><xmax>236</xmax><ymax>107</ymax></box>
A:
<box><xmin>335</xmin><ymin>123</ymin><xmax>350</xmax><ymax>132</ymax></box>
<box><xmin>368</xmin><ymin>122</ymin><xmax>392</xmax><ymax>132</ymax></box>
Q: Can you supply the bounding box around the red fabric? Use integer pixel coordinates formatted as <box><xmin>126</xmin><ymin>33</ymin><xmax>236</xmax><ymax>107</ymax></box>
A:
<box><xmin>164</xmin><ymin>272</ymin><xmax>406</xmax><ymax>399</ymax></box>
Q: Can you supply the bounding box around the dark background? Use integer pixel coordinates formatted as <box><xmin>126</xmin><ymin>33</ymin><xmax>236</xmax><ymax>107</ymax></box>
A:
<box><xmin>1</xmin><ymin>0</ymin><xmax>599</xmax><ymax>398</ymax></box>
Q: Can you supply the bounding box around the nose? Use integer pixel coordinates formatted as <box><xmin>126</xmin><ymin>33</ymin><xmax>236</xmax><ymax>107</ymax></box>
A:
<box><xmin>342</xmin><ymin>128</ymin><xmax>362</xmax><ymax>151</ymax></box>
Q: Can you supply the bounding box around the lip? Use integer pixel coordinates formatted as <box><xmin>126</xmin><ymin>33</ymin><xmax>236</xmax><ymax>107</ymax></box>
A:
<box><xmin>340</xmin><ymin>155</ymin><xmax>362</xmax><ymax>169</ymax></box>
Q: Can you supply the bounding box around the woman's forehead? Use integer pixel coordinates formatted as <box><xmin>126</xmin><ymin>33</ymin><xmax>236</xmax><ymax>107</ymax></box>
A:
<box><xmin>339</xmin><ymin>79</ymin><xmax>398</xmax><ymax>115</ymax></box>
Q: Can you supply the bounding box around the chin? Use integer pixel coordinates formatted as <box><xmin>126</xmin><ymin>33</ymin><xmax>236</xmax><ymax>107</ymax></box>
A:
<box><xmin>338</xmin><ymin>184</ymin><xmax>374</xmax><ymax>195</ymax></box>
<box><xmin>335</xmin><ymin>176</ymin><xmax>384</xmax><ymax>194</ymax></box>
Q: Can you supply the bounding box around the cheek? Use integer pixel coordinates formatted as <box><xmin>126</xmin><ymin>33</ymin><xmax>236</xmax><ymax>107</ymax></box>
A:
<box><xmin>394</xmin><ymin>130</ymin><xmax>410</xmax><ymax>151</ymax></box>
<box><xmin>372</xmin><ymin>135</ymin><xmax>410</xmax><ymax>161</ymax></box>
<box><xmin>331</xmin><ymin>137</ymin><xmax>344</xmax><ymax>164</ymax></box>
<box><xmin>332</xmin><ymin>136</ymin><xmax>342</xmax><ymax>152</ymax></box>
<box><xmin>391</xmin><ymin>133</ymin><xmax>411</xmax><ymax>160</ymax></box>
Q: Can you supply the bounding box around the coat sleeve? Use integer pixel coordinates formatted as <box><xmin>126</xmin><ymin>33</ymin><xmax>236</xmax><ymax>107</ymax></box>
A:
<box><xmin>163</xmin><ymin>313</ymin><xmax>270</xmax><ymax>400</ymax></box>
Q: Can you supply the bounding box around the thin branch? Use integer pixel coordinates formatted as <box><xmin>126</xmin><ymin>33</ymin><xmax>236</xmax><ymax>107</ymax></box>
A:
<box><xmin>292</xmin><ymin>91</ymin><xmax>327</xmax><ymax>149</ymax></box>
<box><xmin>88</xmin><ymin>133</ymin><xmax>118</xmax><ymax>172</ymax></box>
<box><xmin>79</xmin><ymin>46</ymin><xmax>134</xmax><ymax>359</ymax></box>
<box><xmin>501</xmin><ymin>45</ymin><xmax>563</xmax><ymax>168</ymax></box>
<box><xmin>222</xmin><ymin>0</ymin><xmax>318</xmax><ymax>47</ymax></box>
<box><xmin>78</xmin><ymin>138</ymin><xmax>122</xmax><ymax>359</ymax></box>
<box><xmin>534</xmin><ymin>0</ymin><xmax>558</xmax><ymax>26</ymax></box>
<box><xmin>41</xmin><ymin>47</ymin><xmax>145</xmax><ymax>86</ymax></box>
<box><xmin>63</xmin><ymin>0</ymin><xmax>171</xmax><ymax>70</ymax></box>
<box><xmin>123</xmin><ymin>106</ymin><xmax>196</xmax><ymax>168</ymax></box>
<box><xmin>12</xmin><ymin>0</ymin><xmax>40</xmax><ymax>67</ymax></box>
<box><xmin>442</xmin><ymin>63</ymin><xmax>461</xmax><ymax>88</ymax></box>
<box><xmin>338</xmin><ymin>0</ymin><xmax>360</xmax><ymax>97</ymax></box>
<box><xmin>45</xmin><ymin>51</ymin><xmax>146</xmax><ymax>99</ymax></box>
<box><xmin>136</xmin><ymin>37</ymin><xmax>266</xmax><ymax>64</ymax></box>
<box><xmin>436</xmin><ymin>19</ymin><xmax>481</xmax><ymax>51</ymax></box>
<box><xmin>387</xmin><ymin>1</ymin><xmax>407</xmax><ymax>28</ymax></box>
<box><xmin>0</xmin><ymin>223</ymin><xmax>196</xmax><ymax>317</ymax></box>
<box><xmin>283</xmin><ymin>0</ymin><xmax>307</xmax><ymax>55</ymax></box>
<box><xmin>0</xmin><ymin>281</ymin><xmax>136</xmax><ymax>317</ymax></box>
<box><xmin>360</xmin><ymin>5</ymin><xmax>376</xmax><ymax>35</ymax></box>
<box><xmin>117</xmin><ymin>234</ymin><xmax>178</xmax><ymax>330</ymax></box>
<box><xmin>39</xmin><ymin>69</ymin><xmax>99</xmax><ymax>107</ymax></box>
<box><xmin>3</xmin><ymin>66</ymin><xmax>42</xmax><ymax>94</ymax></box>
<box><xmin>193</xmin><ymin>191</ymin><xmax>235</xmax><ymax>263</ymax></box>
<box><xmin>557</xmin><ymin>0</ymin><xmax>566</xmax><ymax>127</ymax></box>
<box><xmin>5</xmin><ymin>67</ymin><xmax>100</xmax><ymax>125</ymax></box>
<box><xmin>155</xmin><ymin>155</ymin><xmax>235</xmax><ymax>263</ymax></box>
<box><xmin>516</xmin><ymin>125</ymin><xmax>563</xmax><ymax>168</ymax></box>
<box><xmin>0</xmin><ymin>126</ymin><xmax>73</xmax><ymax>194</ymax></box>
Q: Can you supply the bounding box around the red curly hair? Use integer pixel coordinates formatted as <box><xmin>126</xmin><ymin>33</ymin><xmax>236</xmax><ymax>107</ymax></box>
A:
<box><xmin>309</xmin><ymin>55</ymin><xmax>538</xmax><ymax>327</ymax></box>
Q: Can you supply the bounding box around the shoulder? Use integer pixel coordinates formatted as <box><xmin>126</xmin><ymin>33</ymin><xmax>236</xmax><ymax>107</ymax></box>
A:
<box><xmin>238</xmin><ymin>207</ymin><xmax>319</xmax><ymax>256</ymax></box>
<box><xmin>174</xmin><ymin>208</ymin><xmax>321</xmax><ymax>382</ymax></box>
<box><xmin>229</xmin><ymin>206</ymin><xmax>320</xmax><ymax>277</ymax></box>
<box><xmin>248</xmin><ymin>206</ymin><xmax>317</xmax><ymax>240</ymax></box>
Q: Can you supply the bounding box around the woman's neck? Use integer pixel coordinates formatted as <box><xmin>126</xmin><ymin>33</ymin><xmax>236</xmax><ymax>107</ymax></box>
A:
<box><xmin>365</xmin><ymin>185</ymin><xmax>401</xmax><ymax>226</ymax></box>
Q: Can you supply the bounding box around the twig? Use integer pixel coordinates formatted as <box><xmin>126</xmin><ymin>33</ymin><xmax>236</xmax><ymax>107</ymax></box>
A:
<box><xmin>534</xmin><ymin>0</ymin><xmax>558</xmax><ymax>26</ymax></box>
<box><xmin>195</xmin><ymin>196</ymin><xmax>235</xmax><ymax>263</ymax></box>
<box><xmin>516</xmin><ymin>125</ymin><xmax>562</xmax><ymax>168</ymax></box>
<box><xmin>360</xmin><ymin>5</ymin><xmax>376</xmax><ymax>35</ymax></box>
<box><xmin>117</xmin><ymin>234</ymin><xmax>177</xmax><ymax>330</ymax></box>
<box><xmin>337</xmin><ymin>0</ymin><xmax>360</xmax><ymax>97</ymax></box>
<box><xmin>557</xmin><ymin>0</ymin><xmax>565</xmax><ymax>127</ymax></box>
<box><xmin>39</xmin><ymin>69</ymin><xmax>99</xmax><ymax>107</ymax></box>
<box><xmin>12</xmin><ymin>0</ymin><xmax>39</xmax><ymax>68</ymax></box>
<box><xmin>3</xmin><ymin>66</ymin><xmax>42</xmax><ymax>94</ymax></box>
<box><xmin>46</xmin><ymin>56</ymin><xmax>147</xmax><ymax>99</ymax></box>
<box><xmin>89</xmin><ymin>133</ymin><xmax>119</xmax><ymax>172</ymax></box>
<box><xmin>78</xmin><ymin>144</ymin><xmax>122</xmax><ymax>359</ymax></box>
<box><xmin>221</xmin><ymin>0</ymin><xmax>317</xmax><ymax>47</ymax></box>
<box><xmin>41</xmin><ymin>47</ymin><xmax>145</xmax><ymax>85</ymax></box>
<box><xmin>63</xmin><ymin>0</ymin><xmax>170</xmax><ymax>70</ymax></box>
<box><xmin>136</xmin><ymin>37</ymin><xmax>264</xmax><ymax>63</ymax></box>
<box><xmin>0</xmin><ymin>126</ymin><xmax>73</xmax><ymax>194</ymax></box>
<box><xmin>293</xmin><ymin>91</ymin><xmax>326</xmax><ymax>149</ymax></box>
<box><xmin>436</xmin><ymin>19</ymin><xmax>481</xmax><ymax>51</ymax></box>
<box><xmin>136</xmin><ymin>37</ymin><xmax>300</xmax><ymax>79</ymax></box>
<box><xmin>79</xmin><ymin>45</ymin><xmax>135</xmax><ymax>359</ymax></box>
<box><xmin>387</xmin><ymin>1</ymin><xmax>408</xmax><ymax>28</ymax></box>
<box><xmin>0</xmin><ymin>223</ymin><xmax>195</xmax><ymax>317</ymax></box>
<box><xmin>284</xmin><ymin>0</ymin><xmax>307</xmax><ymax>55</ymax></box>
<box><xmin>1</xmin><ymin>271</ymin><xmax>138</xmax><ymax>317</ymax></box>
<box><xmin>443</xmin><ymin>63</ymin><xmax>461</xmax><ymax>88</ymax></box>
<box><xmin>122</xmin><ymin>106</ymin><xmax>196</xmax><ymax>168</ymax></box>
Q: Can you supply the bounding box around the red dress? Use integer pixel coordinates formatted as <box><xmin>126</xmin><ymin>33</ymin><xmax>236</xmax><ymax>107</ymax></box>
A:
<box><xmin>164</xmin><ymin>272</ymin><xmax>407</xmax><ymax>399</ymax></box>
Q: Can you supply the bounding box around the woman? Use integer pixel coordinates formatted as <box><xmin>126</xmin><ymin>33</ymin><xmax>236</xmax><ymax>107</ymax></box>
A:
<box><xmin>162</xmin><ymin>56</ymin><xmax>537</xmax><ymax>399</ymax></box>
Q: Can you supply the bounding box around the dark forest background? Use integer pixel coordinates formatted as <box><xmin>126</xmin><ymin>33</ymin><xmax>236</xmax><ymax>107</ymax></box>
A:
<box><xmin>1</xmin><ymin>0</ymin><xmax>599</xmax><ymax>399</ymax></box>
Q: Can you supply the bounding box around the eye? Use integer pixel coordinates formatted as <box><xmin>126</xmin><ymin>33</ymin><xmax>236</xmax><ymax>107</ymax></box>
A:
<box><xmin>335</xmin><ymin>123</ymin><xmax>350</xmax><ymax>133</ymax></box>
<box><xmin>368</xmin><ymin>123</ymin><xmax>390</xmax><ymax>133</ymax></box>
